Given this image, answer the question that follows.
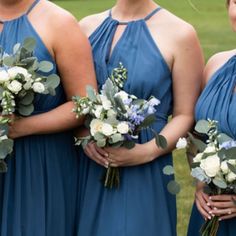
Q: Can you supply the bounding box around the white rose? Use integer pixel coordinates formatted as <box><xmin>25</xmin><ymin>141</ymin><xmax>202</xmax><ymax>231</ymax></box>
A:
<box><xmin>117</xmin><ymin>122</ymin><xmax>129</xmax><ymax>134</ymax></box>
<box><xmin>220</xmin><ymin>161</ymin><xmax>229</xmax><ymax>174</ymax></box>
<box><xmin>100</xmin><ymin>95</ymin><xmax>112</xmax><ymax>110</ymax></box>
<box><xmin>32</xmin><ymin>82</ymin><xmax>45</xmax><ymax>93</ymax></box>
<box><xmin>0</xmin><ymin>70</ymin><xmax>10</xmax><ymax>83</ymax></box>
<box><xmin>94</xmin><ymin>105</ymin><xmax>103</xmax><ymax>118</ymax></box>
<box><xmin>101</xmin><ymin>123</ymin><xmax>113</xmax><ymax>136</ymax></box>
<box><xmin>200</xmin><ymin>154</ymin><xmax>220</xmax><ymax>177</ymax></box>
<box><xmin>176</xmin><ymin>137</ymin><xmax>187</xmax><ymax>149</ymax></box>
<box><xmin>90</xmin><ymin>119</ymin><xmax>103</xmax><ymax>136</ymax></box>
<box><xmin>226</xmin><ymin>171</ymin><xmax>236</xmax><ymax>183</ymax></box>
<box><xmin>193</xmin><ymin>153</ymin><xmax>204</xmax><ymax>163</ymax></box>
<box><xmin>115</xmin><ymin>91</ymin><xmax>129</xmax><ymax>101</ymax></box>
<box><xmin>8</xmin><ymin>66</ymin><xmax>28</xmax><ymax>78</ymax></box>
<box><xmin>204</xmin><ymin>145</ymin><xmax>216</xmax><ymax>154</ymax></box>
<box><xmin>7</xmin><ymin>80</ymin><xmax>22</xmax><ymax>94</ymax></box>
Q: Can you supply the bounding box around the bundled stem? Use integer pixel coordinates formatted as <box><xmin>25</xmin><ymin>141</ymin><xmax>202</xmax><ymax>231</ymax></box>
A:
<box><xmin>103</xmin><ymin>166</ymin><xmax>120</xmax><ymax>189</ymax></box>
<box><xmin>200</xmin><ymin>216</ymin><xmax>219</xmax><ymax>236</ymax></box>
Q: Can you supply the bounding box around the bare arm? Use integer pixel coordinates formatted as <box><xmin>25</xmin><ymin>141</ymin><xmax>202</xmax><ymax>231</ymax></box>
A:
<box><xmin>9</xmin><ymin>13</ymin><xmax>97</xmax><ymax>138</ymax></box>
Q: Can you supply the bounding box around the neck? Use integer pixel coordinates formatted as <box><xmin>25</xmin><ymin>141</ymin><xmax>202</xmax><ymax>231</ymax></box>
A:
<box><xmin>113</xmin><ymin>0</ymin><xmax>158</xmax><ymax>21</ymax></box>
<box><xmin>0</xmin><ymin>0</ymin><xmax>34</xmax><ymax>20</ymax></box>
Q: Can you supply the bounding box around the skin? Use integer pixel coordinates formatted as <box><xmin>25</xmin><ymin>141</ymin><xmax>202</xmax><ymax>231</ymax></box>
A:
<box><xmin>0</xmin><ymin>0</ymin><xmax>97</xmax><ymax>138</ymax></box>
<box><xmin>79</xmin><ymin>0</ymin><xmax>204</xmax><ymax>168</ymax></box>
<box><xmin>194</xmin><ymin>0</ymin><xmax>236</xmax><ymax>221</ymax></box>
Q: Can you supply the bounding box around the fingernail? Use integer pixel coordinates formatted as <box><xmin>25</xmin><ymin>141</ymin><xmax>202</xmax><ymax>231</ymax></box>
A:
<box><xmin>209</xmin><ymin>197</ymin><xmax>212</xmax><ymax>200</ymax></box>
<box><xmin>105</xmin><ymin>153</ymin><xmax>109</xmax><ymax>157</ymax></box>
<box><xmin>207</xmin><ymin>202</ymin><xmax>211</xmax><ymax>206</ymax></box>
<box><xmin>213</xmin><ymin>207</ymin><xmax>217</xmax><ymax>210</ymax></box>
<box><xmin>105</xmin><ymin>161</ymin><xmax>109</xmax><ymax>166</ymax></box>
<box><xmin>208</xmin><ymin>216</ymin><xmax>211</xmax><ymax>220</ymax></box>
<box><xmin>219</xmin><ymin>218</ymin><xmax>222</xmax><ymax>221</ymax></box>
<box><xmin>209</xmin><ymin>211</ymin><xmax>212</xmax><ymax>214</ymax></box>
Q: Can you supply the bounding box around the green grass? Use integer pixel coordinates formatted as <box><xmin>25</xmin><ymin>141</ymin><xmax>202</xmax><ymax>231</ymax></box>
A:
<box><xmin>54</xmin><ymin>1</ymin><xmax>234</xmax><ymax>235</ymax></box>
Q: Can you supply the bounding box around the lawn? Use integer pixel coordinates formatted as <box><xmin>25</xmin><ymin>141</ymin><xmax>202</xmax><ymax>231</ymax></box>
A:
<box><xmin>54</xmin><ymin>0</ymin><xmax>235</xmax><ymax>235</ymax></box>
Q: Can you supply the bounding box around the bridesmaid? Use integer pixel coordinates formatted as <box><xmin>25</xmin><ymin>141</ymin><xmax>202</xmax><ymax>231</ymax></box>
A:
<box><xmin>77</xmin><ymin>0</ymin><xmax>204</xmax><ymax>235</ymax></box>
<box><xmin>188</xmin><ymin>0</ymin><xmax>236</xmax><ymax>235</ymax></box>
<box><xmin>0</xmin><ymin>0</ymin><xmax>96</xmax><ymax>235</ymax></box>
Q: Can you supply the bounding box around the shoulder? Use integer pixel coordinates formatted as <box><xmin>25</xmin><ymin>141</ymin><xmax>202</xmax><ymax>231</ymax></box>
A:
<box><xmin>204</xmin><ymin>50</ymin><xmax>236</xmax><ymax>85</ymax></box>
<box><xmin>40</xmin><ymin>0</ymin><xmax>80</xmax><ymax>32</ymax></box>
<box><xmin>79</xmin><ymin>11</ymin><xmax>109</xmax><ymax>37</ymax></box>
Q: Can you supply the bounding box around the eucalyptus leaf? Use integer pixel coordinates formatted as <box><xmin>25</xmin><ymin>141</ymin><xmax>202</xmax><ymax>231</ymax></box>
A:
<box><xmin>86</xmin><ymin>86</ymin><xmax>97</xmax><ymax>102</ymax></box>
<box><xmin>167</xmin><ymin>180</ymin><xmax>181</xmax><ymax>195</ymax></box>
<box><xmin>18</xmin><ymin>104</ymin><xmax>34</xmax><ymax>116</ymax></box>
<box><xmin>225</xmin><ymin>147</ymin><xmax>236</xmax><ymax>160</ymax></box>
<box><xmin>0</xmin><ymin>139</ymin><xmax>14</xmax><ymax>159</ymax></box>
<box><xmin>188</xmin><ymin>132</ymin><xmax>207</xmax><ymax>152</ymax></box>
<box><xmin>47</xmin><ymin>87</ymin><xmax>56</xmax><ymax>96</ymax></box>
<box><xmin>139</xmin><ymin>114</ymin><xmax>156</xmax><ymax>129</ymax></box>
<box><xmin>227</xmin><ymin>163</ymin><xmax>236</xmax><ymax>175</ymax></box>
<box><xmin>3</xmin><ymin>56</ymin><xmax>14</xmax><ymax>67</ymax></box>
<box><xmin>114</xmin><ymin>96</ymin><xmax>126</xmax><ymax>113</ymax></box>
<box><xmin>21</xmin><ymin>57</ymin><xmax>37</xmax><ymax>68</ymax></box>
<box><xmin>23</xmin><ymin>37</ymin><xmax>36</xmax><ymax>52</ymax></box>
<box><xmin>94</xmin><ymin>132</ymin><xmax>105</xmax><ymax>141</ymax></box>
<box><xmin>218</xmin><ymin>133</ymin><xmax>233</xmax><ymax>144</ymax></box>
<box><xmin>111</xmin><ymin>133</ymin><xmax>123</xmax><ymax>143</ymax></box>
<box><xmin>45</xmin><ymin>74</ymin><xmax>60</xmax><ymax>90</ymax></box>
<box><xmin>213</xmin><ymin>177</ymin><xmax>227</xmax><ymax>189</ymax></box>
<box><xmin>123</xmin><ymin>140</ymin><xmax>135</xmax><ymax>149</ymax></box>
<box><xmin>155</xmin><ymin>134</ymin><xmax>167</xmax><ymax>149</ymax></box>
<box><xmin>19</xmin><ymin>91</ymin><xmax>34</xmax><ymax>106</ymax></box>
<box><xmin>163</xmin><ymin>165</ymin><xmax>175</xmax><ymax>175</ymax></box>
<box><xmin>96</xmin><ymin>139</ymin><xmax>106</xmax><ymax>147</ymax></box>
<box><xmin>38</xmin><ymin>61</ymin><xmax>53</xmax><ymax>73</ymax></box>
<box><xmin>195</xmin><ymin>120</ymin><xmax>210</xmax><ymax>134</ymax></box>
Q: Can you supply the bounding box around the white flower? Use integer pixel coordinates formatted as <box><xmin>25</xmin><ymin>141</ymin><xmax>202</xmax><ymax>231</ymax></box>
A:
<box><xmin>94</xmin><ymin>105</ymin><xmax>103</xmax><ymax>118</ymax></box>
<box><xmin>7</xmin><ymin>80</ymin><xmax>22</xmax><ymax>94</ymax></box>
<box><xmin>204</xmin><ymin>145</ymin><xmax>216</xmax><ymax>154</ymax></box>
<box><xmin>90</xmin><ymin>119</ymin><xmax>103</xmax><ymax>136</ymax></box>
<box><xmin>32</xmin><ymin>82</ymin><xmax>45</xmax><ymax>93</ymax></box>
<box><xmin>176</xmin><ymin>138</ymin><xmax>187</xmax><ymax>149</ymax></box>
<box><xmin>100</xmin><ymin>95</ymin><xmax>112</xmax><ymax>110</ymax></box>
<box><xmin>200</xmin><ymin>154</ymin><xmax>220</xmax><ymax>177</ymax></box>
<box><xmin>115</xmin><ymin>91</ymin><xmax>129</xmax><ymax>101</ymax></box>
<box><xmin>101</xmin><ymin>123</ymin><xmax>113</xmax><ymax>136</ymax></box>
<box><xmin>0</xmin><ymin>70</ymin><xmax>10</xmax><ymax>83</ymax></box>
<box><xmin>220</xmin><ymin>161</ymin><xmax>229</xmax><ymax>174</ymax></box>
<box><xmin>226</xmin><ymin>171</ymin><xmax>236</xmax><ymax>183</ymax></box>
<box><xmin>117</xmin><ymin>122</ymin><xmax>129</xmax><ymax>134</ymax></box>
<box><xmin>193</xmin><ymin>153</ymin><xmax>204</xmax><ymax>163</ymax></box>
<box><xmin>0</xmin><ymin>135</ymin><xmax>8</xmax><ymax>141</ymax></box>
<box><xmin>148</xmin><ymin>97</ymin><xmax>160</xmax><ymax>106</ymax></box>
<box><xmin>8</xmin><ymin>66</ymin><xmax>28</xmax><ymax>78</ymax></box>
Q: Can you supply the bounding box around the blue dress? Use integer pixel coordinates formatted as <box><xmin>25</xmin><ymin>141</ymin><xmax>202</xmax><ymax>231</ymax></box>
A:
<box><xmin>77</xmin><ymin>8</ymin><xmax>176</xmax><ymax>236</ymax></box>
<box><xmin>0</xmin><ymin>1</ymin><xmax>79</xmax><ymax>235</ymax></box>
<box><xmin>187</xmin><ymin>55</ymin><xmax>236</xmax><ymax>236</ymax></box>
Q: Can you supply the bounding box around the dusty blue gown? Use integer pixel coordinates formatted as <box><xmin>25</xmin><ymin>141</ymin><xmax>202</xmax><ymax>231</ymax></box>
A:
<box><xmin>187</xmin><ymin>55</ymin><xmax>236</xmax><ymax>236</ymax></box>
<box><xmin>0</xmin><ymin>0</ymin><xmax>79</xmax><ymax>235</ymax></box>
<box><xmin>77</xmin><ymin>7</ymin><xmax>176</xmax><ymax>236</ymax></box>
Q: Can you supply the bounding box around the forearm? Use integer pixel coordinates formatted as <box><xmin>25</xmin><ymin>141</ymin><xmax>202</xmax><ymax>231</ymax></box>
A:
<box><xmin>144</xmin><ymin>114</ymin><xmax>194</xmax><ymax>161</ymax></box>
<box><xmin>11</xmin><ymin>101</ymin><xmax>83</xmax><ymax>138</ymax></box>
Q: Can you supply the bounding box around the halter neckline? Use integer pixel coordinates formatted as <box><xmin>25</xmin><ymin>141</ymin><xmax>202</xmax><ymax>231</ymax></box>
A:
<box><xmin>108</xmin><ymin>7</ymin><xmax>162</xmax><ymax>25</ymax></box>
<box><xmin>0</xmin><ymin>0</ymin><xmax>40</xmax><ymax>24</ymax></box>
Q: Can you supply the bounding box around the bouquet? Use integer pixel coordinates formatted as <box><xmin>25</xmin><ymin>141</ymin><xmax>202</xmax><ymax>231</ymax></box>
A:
<box><xmin>177</xmin><ymin>119</ymin><xmax>236</xmax><ymax>236</ymax></box>
<box><xmin>0</xmin><ymin>37</ymin><xmax>60</xmax><ymax>172</ymax></box>
<box><xmin>73</xmin><ymin>63</ymin><xmax>167</xmax><ymax>189</ymax></box>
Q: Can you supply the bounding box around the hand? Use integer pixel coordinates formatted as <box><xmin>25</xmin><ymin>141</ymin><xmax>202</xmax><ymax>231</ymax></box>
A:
<box><xmin>104</xmin><ymin>143</ymin><xmax>153</xmax><ymax>167</ymax></box>
<box><xmin>84</xmin><ymin>142</ymin><xmax>109</xmax><ymax>168</ymax></box>
<box><xmin>208</xmin><ymin>195</ymin><xmax>236</xmax><ymax>220</ymax></box>
<box><xmin>194</xmin><ymin>182</ymin><xmax>212</xmax><ymax>220</ymax></box>
<box><xmin>8</xmin><ymin>115</ymin><xmax>24</xmax><ymax>139</ymax></box>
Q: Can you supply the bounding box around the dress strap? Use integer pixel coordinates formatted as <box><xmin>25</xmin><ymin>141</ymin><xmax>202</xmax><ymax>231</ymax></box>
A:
<box><xmin>26</xmin><ymin>0</ymin><xmax>40</xmax><ymax>15</ymax></box>
<box><xmin>144</xmin><ymin>7</ymin><xmax>162</xmax><ymax>21</ymax></box>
